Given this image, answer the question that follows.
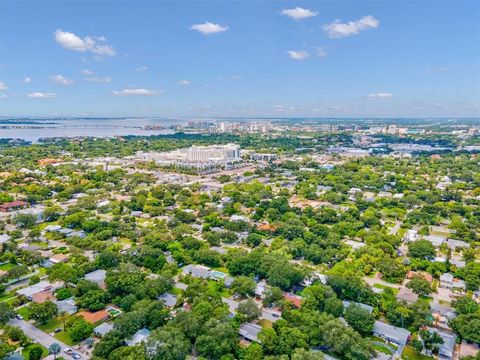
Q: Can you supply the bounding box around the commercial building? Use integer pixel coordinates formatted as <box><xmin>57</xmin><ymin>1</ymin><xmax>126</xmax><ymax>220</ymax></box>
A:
<box><xmin>135</xmin><ymin>144</ymin><xmax>242</xmax><ymax>173</ymax></box>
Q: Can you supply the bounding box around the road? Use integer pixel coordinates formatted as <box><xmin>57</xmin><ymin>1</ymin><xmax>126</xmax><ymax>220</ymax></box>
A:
<box><xmin>389</xmin><ymin>220</ymin><xmax>402</xmax><ymax>235</ymax></box>
<box><xmin>8</xmin><ymin>318</ymin><xmax>87</xmax><ymax>359</ymax></box>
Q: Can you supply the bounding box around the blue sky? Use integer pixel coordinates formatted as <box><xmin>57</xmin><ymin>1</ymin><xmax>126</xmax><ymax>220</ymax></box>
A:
<box><xmin>0</xmin><ymin>0</ymin><xmax>479</xmax><ymax>118</ymax></box>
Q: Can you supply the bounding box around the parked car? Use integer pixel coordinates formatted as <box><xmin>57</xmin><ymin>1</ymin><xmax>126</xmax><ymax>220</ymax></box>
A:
<box><xmin>16</xmin><ymin>314</ymin><xmax>23</xmax><ymax>320</ymax></box>
<box><xmin>54</xmin><ymin>327</ymin><xmax>62</xmax><ymax>333</ymax></box>
<box><xmin>72</xmin><ymin>353</ymin><xmax>81</xmax><ymax>359</ymax></box>
<box><xmin>64</xmin><ymin>348</ymin><xmax>73</xmax><ymax>355</ymax></box>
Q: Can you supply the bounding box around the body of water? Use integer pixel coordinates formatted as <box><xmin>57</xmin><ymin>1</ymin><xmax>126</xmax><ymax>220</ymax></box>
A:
<box><xmin>0</xmin><ymin>118</ymin><xmax>182</xmax><ymax>142</ymax></box>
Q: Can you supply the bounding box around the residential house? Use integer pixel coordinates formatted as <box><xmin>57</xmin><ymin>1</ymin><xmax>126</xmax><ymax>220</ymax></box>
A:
<box><xmin>126</xmin><ymin>328</ymin><xmax>151</xmax><ymax>346</ymax></box>
<box><xmin>0</xmin><ymin>200</ymin><xmax>28</xmax><ymax>212</ymax></box>
<box><xmin>373</xmin><ymin>321</ymin><xmax>411</xmax><ymax>348</ymax></box>
<box><xmin>31</xmin><ymin>291</ymin><xmax>54</xmax><ymax>303</ymax></box>
<box><xmin>158</xmin><ymin>293</ymin><xmax>178</xmax><ymax>308</ymax></box>
<box><xmin>239</xmin><ymin>323</ymin><xmax>262</xmax><ymax>343</ymax></box>
<box><xmin>407</xmin><ymin>271</ymin><xmax>433</xmax><ymax>282</ymax></box>
<box><xmin>255</xmin><ymin>281</ymin><xmax>267</xmax><ymax>299</ymax></box>
<box><xmin>283</xmin><ymin>293</ymin><xmax>302</xmax><ymax>308</ymax></box>
<box><xmin>182</xmin><ymin>264</ymin><xmax>211</xmax><ymax>279</ymax></box>
<box><xmin>55</xmin><ymin>297</ymin><xmax>78</xmax><ymax>315</ymax></box>
<box><xmin>426</xmin><ymin>327</ymin><xmax>456</xmax><ymax>360</ymax></box>
<box><xmin>342</xmin><ymin>301</ymin><xmax>374</xmax><ymax>314</ymax></box>
<box><xmin>446</xmin><ymin>239</ymin><xmax>470</xmax><ymax>251</ymax></box>
<box><xmin>440</xmin><ymin>273</ymin><xmax>466</xmax><ymax>291</ymax></box>
<box><xmin>396</xmin><ymin>287</ymin><xmax>419</xmax><ymax>304</ymax></box>
<box><xmin>404</xmin><ymin>229</ymin><xmax>419</xmax><ymax>243</ymax></box>
<box><xmin>16</xmin><ymin>281</ymin><xmax>62</xmax><ymax>298</ymax></box>
<box><xmin>84</xmin><ymin>269</ymin><xmax>107</xmax><ymax>288</ymax></box>
<box><xmin>78</xmin><ymin>310</ymin><xmax>110</xmax><ymax>324</ymax></box>
<box><xmin>0</xmin><ymin>234</ymin><xmax>11</xmax><ymax>244</ymax></box>
<box><xmin>423</xmin><ymin>235</ymin><xmax>446</xmax><ymax>247</ymax></box>
<box><xmin>344</xmin><ymin>240</ymin><xmax>366</xmax><ymax>250</ymax></box>
<box><xmin>94</xmin><ymin>323</ymin><xmax>114</xmax><ymax>337</ymax></box>
<box><xmin>50</xmin><ymin>253</ymin><xmax>69</xmax><ymax>264</ymax></box>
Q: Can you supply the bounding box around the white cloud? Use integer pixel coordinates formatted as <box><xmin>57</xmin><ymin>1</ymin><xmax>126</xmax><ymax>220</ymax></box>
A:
<box><xmin>281</xmin><ymin>7</ymin><xmax>318</xmax><ymax>20</ymax></box>
<box><xmin>86</xmin><ymin>76</ymin><xmax>112</xmax><ymax>83</ymax></box>
<box><xmin>231</xmin><ymin>75</ymin><xmax>242</xmax><ymax>80</ymax></box>
<box><xmin>136</xmin><ymin>66</ymin><xmax>148</xmax><ymax>72</ymax></box>
<box><xmin>50</xmin><ymin>74</ymin><xmax>74</xmax><ymax>85</ymax></box>
<box><xmin>81</xmin><ymin>69</ymin><xmax>93</xmax><ymax>75</ymax></box>
<box><xmin>0</xmin><ymin>81</ymin><xmax>7</xmax><ymax>90</ymax></box>
<box><xmin>28</xmin><ymin>92</ymin><xmax>57</xmax><ymax>99</ymax></box>
<box><xmin>0</xmin><ymin>94</ymin><xmax>7</xmax><ymax>100</ymax></box>
<box><xmin>288</xmin><ymin>50</ymin><xmax>310</xmax><ymax>60</ymax></box>
<box><xmin>178</xmin><ymin>80</ymin><xmax>191</xmax><ymax>86</ymax></box>
<box><xmin>112</xmin><ymin>88</ymin><xmax>158</xmax><ymax>96</ymax></box>
<box><xmin>22</xmin><ymin>77</ymin><xmax>31</xmax><ymax>84</ymax></box>
<box><xmin>54</xmin><ymin>29</ymin><xmax>116</xmax><ymax>56</ymax></box>
<box><xmin>191</xmin><ymin>22</ymin><xmax>228</xmax><ymax>35</ymax></box>
<box><xmin>368</xmin><ymin>92</ymin><xmax>393</xmax><ymax>98</ymax></box>
<box><xmin>323</xmin><ymin>15</ymin><xmax>379</xmax><ymax>38</ymax></box>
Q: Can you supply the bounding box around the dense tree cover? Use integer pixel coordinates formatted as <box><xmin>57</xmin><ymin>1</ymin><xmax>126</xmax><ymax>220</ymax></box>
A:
<box><xmin>344</xmin><ymin>304</ymin><xmax>375</xmax><ymax>335</ymax></box>
<box><xmin>406</xmin><ymin>275</ymin><xmax>432</xmax><ymax>296</ymax></box>
<box><xmin>29</xmin><ymin>300</ymin><xmax>58</xmax><ymax>324</ymax></box>
<box><xmin>1</xmin><ymin>133</ymin><xmax>479</xmax><ymax>359</ymax></box>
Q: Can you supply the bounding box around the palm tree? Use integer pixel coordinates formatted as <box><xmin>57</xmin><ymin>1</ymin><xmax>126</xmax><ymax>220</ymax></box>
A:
<box><xmin>49</xmin><ymin>342</ymin><xmax>61</xmax><ymax>360</ymax></box>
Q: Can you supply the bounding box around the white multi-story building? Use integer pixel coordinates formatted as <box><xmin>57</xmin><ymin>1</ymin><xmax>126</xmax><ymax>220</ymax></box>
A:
<box><xmin>186</xmin><ymin>144</ymin><xmax>240</xmax><ymax>162</ymax></box>
<box><xmin>135</xmin><ymin>143</ymin><xmax>242</xmax><ymax>173</ymax></box>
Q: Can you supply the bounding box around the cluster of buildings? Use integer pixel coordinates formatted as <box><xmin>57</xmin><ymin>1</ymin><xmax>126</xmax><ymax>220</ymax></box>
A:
<box><xmin>134</xmin><ymin>143</ymin><xmax>243</xmax><ymax>173</ymax></box>
<box><xmin>180</xmin><ymin>120</ymin><xmax>273</xmax><ymax>134</ymax></box>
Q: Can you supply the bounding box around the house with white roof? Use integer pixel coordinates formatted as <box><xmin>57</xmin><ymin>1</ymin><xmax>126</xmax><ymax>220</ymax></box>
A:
<box><xmin>126</xmin><ymin>328</ymin><xmax>151</xmax><ymax>346</ymax></box>
<box><xmin>239</xmin><ymin>323</ymin><xmax>262</xmax><ymax>343</ymax></box>
<box><xmin>440</xmin><ymin>273</ymin><xmax>466</xmax><ymax>291</ymax></box>
<box><xmin>373</xmin><ymin>321</ymin><xmax>411</xmax><ymax>349</ymax></box>
<box><xmin>423</xmin><ymin>235</ymin><xmax>446</xmax><ymax>247</ymax></box>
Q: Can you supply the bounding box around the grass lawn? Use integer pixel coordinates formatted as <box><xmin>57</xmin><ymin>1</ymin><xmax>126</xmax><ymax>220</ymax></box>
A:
<box><xmin>0</xmin><ymin>263</ymin><xmax>13</xmax><ymax>271</ymax></box>
<box><xmin>212</xmin><ymin>266</ymin><xmax>229</xmax><ymax>274</ymax></box>
<box><xmin>373</xmin><ymin>283</ymin><xmax>399</xmax><ymax>294</ymax></box>
<box><xmin>257</xmin><ymin>319</ymin><xmax>273</xmax><ymax>328</ymax></box>
<box><xmin>170</xmin><ymin>287</ymin><xmax>182</xmax><ymax>295</ymax></box>
<box><xmin>55</xmin><ymin>330</ymin><xmax>77</xmax><ymax>345</ymax></box>
<box><xmin>22</xmin><ymin>344</ymin><xmax>49</xmax><ymax>359</ymax></box>
<box><xmin>37</xmin><ymin>319</ymin><xmax>61</xmax><ymax>333</ymax></box>
<box><xmin>373</xmin><ymin>343</ymin><xmax>393</xmax><ymax>355</ymax></box>
<box><xmin>369</xmin><ymin>335</ymin><xmax>387</xmax><ymax>344</ymax></box>
<box><xmin>401</xmin><ymin>345</ymin><xmax>434</xmax><ymax>360</ymax></box>
<box><xmin>17</xmin><ymin>306</ymin><xmax>31</xmax><ymax>320</ymax></box>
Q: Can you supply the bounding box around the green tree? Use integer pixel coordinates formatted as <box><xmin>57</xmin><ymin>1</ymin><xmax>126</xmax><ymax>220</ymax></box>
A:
<box><xmin>29</xmin><ymin>301</ymin><xmax>58</xmax><ymax>324</ymax></box>
<box><xmin>0</xmin><ymin>302</ymin><xmax>15</xmax><ymax>324</ymax></box>
<box><xmin>195</xmin><ymin>319</ymin><xmax>238</xmax><ymax>359</ymax></box>
<box><xmin>291</xmin><ymin>348</ymin><xmax>325</xmax><ymax>360</ymax></box>
<box><xmin>344</xmin><ymin>304</ymin><xmax>375</xmax><ymax>335</ymax></box>
<box><xmin>13</xmin><ymin>213</ymin><xmax>37</xmax><ymax>229</ymax></box>
<box><xmin>69</xmin><ymin>316</ymin><xmax>94</xmax><ymax>342</ymax></box>
<box><xmin>408</xmin><ymin>240</ymin><xmax>435</xmax><ymax>259</ymax></box>
<box><xmin>76</xmin><ymin>289</ymin><xmax>107</xmax><ymax>311</ymax></box>
<box><xmin>237</xmin><ymin>299</ymin><xmax>262</xmax><ymax>322</ymax></box>
<box><xmin>231</xmin><ymin>276</ymin><xmax>256</xmax><ymax>297</ymax></box>
<box><xmin>28</xmin><ymin>345</ymin><xmax>43</xmax><ymax>360</ymax></box>
<box><xmin>48</xmin><ymin>343</ymin><xmax>61</xmax><ymax>360</ymax></box>
<box><xmin>145</xmin><ymin>325</ymin><xmax>191</xmax><ymax>360</ymax></box>
<box><xmin>407</xmin><ymin>275</ymin><xmax>432</xmax><ymax>296</ymax></box>
<box><xmin>48</xmin><ymin>263</ymin><xmax>79</xmax><ymax>287</ymax></box>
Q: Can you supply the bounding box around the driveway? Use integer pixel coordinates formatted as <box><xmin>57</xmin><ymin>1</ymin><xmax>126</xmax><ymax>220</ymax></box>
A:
<box><xmin>8</xmin><ymin>318</ymin><xmax>87</xmax><ymax>359</ymax></box>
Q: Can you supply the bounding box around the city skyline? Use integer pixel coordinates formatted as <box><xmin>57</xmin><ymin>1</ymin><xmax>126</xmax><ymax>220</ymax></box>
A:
<box><xmin>0</xmin><ymin>0</ymin><xmax>479</xmax><ymax>118</ymax></box>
